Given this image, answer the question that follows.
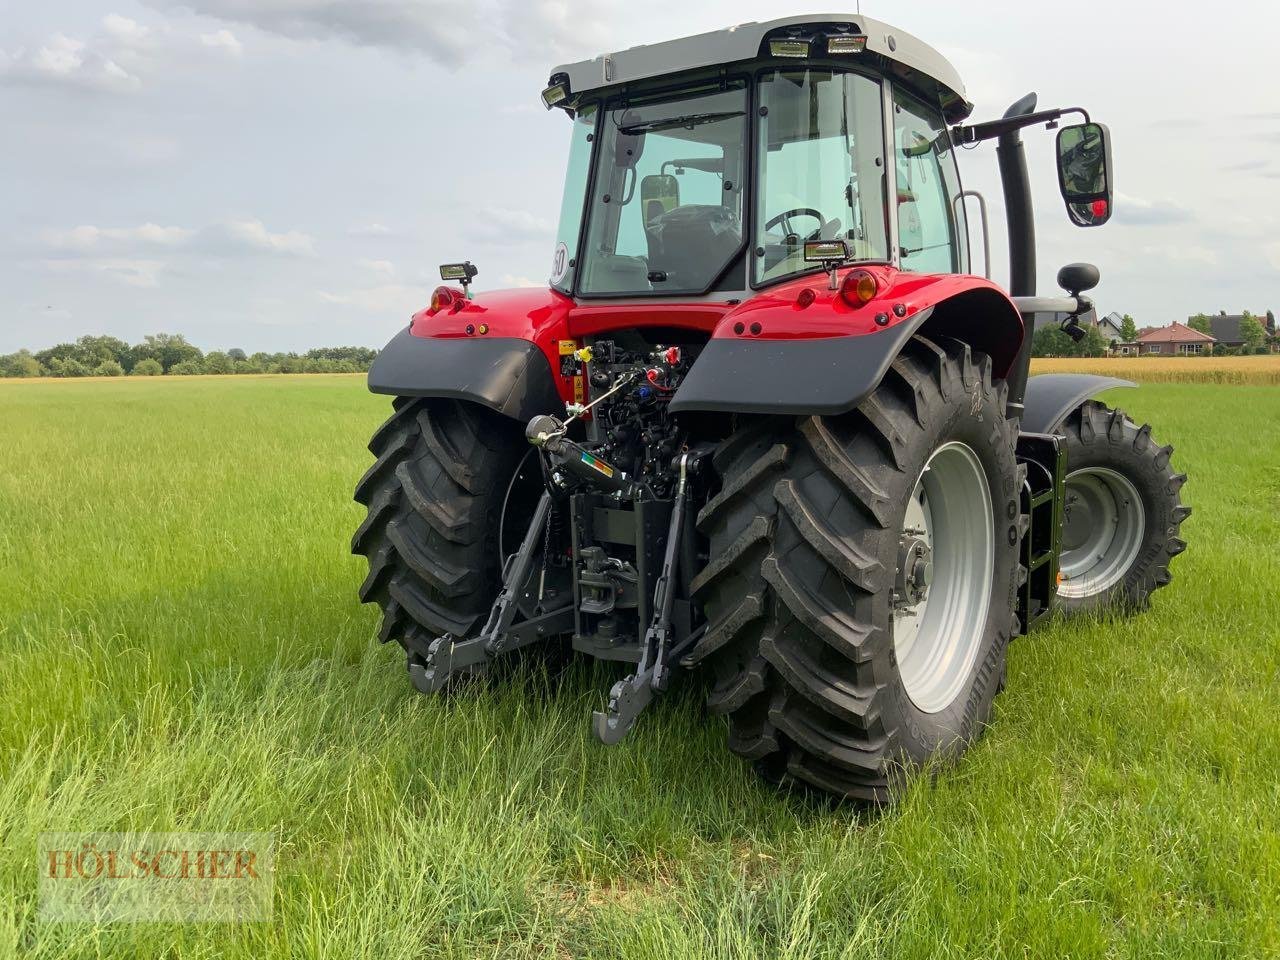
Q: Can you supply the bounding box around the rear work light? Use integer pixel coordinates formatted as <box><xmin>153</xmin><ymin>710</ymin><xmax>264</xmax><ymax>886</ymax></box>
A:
<box><xmin>439</xmin><ymin>262</ymin><xmax>477</xmax><ymax>283</ymax></box>
<box><xmin>439</xmin><ymin>260</ymin><xmax>478</xmax><ymax>297</ymax></box>
<box><xmin>826</xmin><ymin>34</ymin><xmax>867</xmax><ymax>54</ymax></box>
<box><xmin>840</xmin><ymin>269</ymin><xmax>878</xmax><ymax>307</ymax></box>
<box><xmin>541</xmin><ymin>82</ymin><xmax>569</xmax><ymax>109</ymax></box>
<box><xmin>802</xmin><ymin>239</ymin><xmax>850</xmax><ymax>264</ymax></box>
<box><xmin>803</xmin><ymin>239</ymin><xmax>851</xmax><ymax>289</ymax></box>
<box><xmin>769</xmin><ymin>39</ymin><xmax>809</xmax><ymax>58</ymax></box>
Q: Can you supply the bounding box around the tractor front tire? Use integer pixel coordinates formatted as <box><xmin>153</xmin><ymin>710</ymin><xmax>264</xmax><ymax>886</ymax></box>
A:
<box><xmin>1055</xmin><ymin>401</ymin><xmax>1189</xmax><ymax>614</ymax></box>
<box><xmin>352</xmin><ymin>398</ymin><xmax>526</xmax><ymax>681</ymax></box>
<box><xmin>690</xmin><ymin>336</ymin><xmax>1023</xmax><ymax>803</ymax></box>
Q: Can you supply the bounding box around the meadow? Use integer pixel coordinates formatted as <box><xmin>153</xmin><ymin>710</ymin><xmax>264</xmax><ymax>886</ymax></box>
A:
<box><xmin>1</xmin><ymin>373</ymin><xmax>1277</xmax><ymax>958</ymax></box>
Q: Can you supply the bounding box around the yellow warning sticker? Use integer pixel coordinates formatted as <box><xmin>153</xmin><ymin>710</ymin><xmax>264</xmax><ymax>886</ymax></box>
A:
<box><xmin>558</xmin><ymin>339</ymin><xmax>576</xmax><ymax>355</ymax></box>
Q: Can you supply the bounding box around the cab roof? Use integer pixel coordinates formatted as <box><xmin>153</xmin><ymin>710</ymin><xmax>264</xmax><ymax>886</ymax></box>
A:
<box><xmin>549</xmin><ymin>13</ymin><xmax>972</xmax><ymax>123</ymax></box>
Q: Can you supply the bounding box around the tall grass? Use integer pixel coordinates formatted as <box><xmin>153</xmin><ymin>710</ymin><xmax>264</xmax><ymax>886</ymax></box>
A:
<box><xmin>1032</xmin><ymin>355</ymin><xmax>1280</xmax><ymax>384</ymax></box>
<box><xmin>1</xmin><ymin>375</ymin><xmax>1277</xmax><ymax>958</ymax></box>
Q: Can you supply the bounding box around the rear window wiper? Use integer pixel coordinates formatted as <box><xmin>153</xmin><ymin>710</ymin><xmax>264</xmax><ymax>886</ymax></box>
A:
<box><xmin>618</xmin><ymin>111</ymin><xmax>745</xmax><ymax>135</ymax></box>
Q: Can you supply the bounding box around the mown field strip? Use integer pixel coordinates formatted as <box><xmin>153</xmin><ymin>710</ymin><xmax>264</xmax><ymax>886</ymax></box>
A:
<box><xmin>1</xmin><ymin>375</ymin><xmax>1277</xmax><ymax>959</ymax></box>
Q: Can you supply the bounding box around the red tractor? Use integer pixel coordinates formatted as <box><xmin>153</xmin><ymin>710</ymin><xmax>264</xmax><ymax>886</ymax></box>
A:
<box><xmin>353</xmin><ymin>15</ymin><xmax>1189</xmax><ymax>802</ymax></box>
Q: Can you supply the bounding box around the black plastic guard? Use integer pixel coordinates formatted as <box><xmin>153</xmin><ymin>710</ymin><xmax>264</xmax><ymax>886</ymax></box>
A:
<box><xmin>1021</xmin><ymin>373</ymin><xmax>1135</xmax><ymax>434</ymax></box>
<box><xmin>669</xmin><ymin>311</ymin><xmax>928</xmax><ymax>416</ymax></box>
<box><xmin>367</xmin><ymin>329</ymin><xmax>563</xmax><ymax>421</ymax></box>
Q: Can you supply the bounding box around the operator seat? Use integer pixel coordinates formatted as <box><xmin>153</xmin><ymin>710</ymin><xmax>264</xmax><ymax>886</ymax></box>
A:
<box><xmin>645</xmin><ymin>205</ymin><xmax>740</xmax><ymax>286</ymax></box>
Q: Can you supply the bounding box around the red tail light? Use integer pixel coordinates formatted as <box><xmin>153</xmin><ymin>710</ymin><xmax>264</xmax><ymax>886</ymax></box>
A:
<box><xmin>839</xmin><ymin>269</ymin><xmax>878</xmax><ymax>307</ymax></box>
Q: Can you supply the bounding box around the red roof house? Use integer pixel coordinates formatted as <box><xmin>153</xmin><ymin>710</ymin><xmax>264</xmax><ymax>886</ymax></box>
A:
<box><xmin>1136</xmin><ymin>322</ymin><xmax>1216</xmax><ymax>356</ymax></box>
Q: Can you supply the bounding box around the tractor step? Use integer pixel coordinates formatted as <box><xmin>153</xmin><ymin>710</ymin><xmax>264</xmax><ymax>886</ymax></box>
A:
<box><xmin>1015</xmin><ymin>431</ymin><xmax>1066</xmax><ymax>632</ymax></box>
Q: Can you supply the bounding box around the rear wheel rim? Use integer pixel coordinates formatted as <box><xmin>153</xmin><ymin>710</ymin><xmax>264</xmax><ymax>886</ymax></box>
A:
<box><xmin>893</xmin><ymin>441</ymin><xmax>995</xmax><ymax>715</ymax></box>
<box><xmin>1058</xmin><ymin>467</ymin><xmax>1145</xmax><ymax>598</ymax></box>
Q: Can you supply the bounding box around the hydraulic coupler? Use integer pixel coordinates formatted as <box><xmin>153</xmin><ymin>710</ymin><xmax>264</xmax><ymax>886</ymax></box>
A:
<box><xmin>525</xmin><ymin>414</ymin><xmax>634</xmax><ymax>496</ymax></box>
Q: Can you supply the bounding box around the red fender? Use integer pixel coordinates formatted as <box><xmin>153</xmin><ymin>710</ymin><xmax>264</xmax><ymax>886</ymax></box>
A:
<box><xmin>709</xmin><ymin>266</ymin><xmax>1023</xmax><ymax>376</ymax></box>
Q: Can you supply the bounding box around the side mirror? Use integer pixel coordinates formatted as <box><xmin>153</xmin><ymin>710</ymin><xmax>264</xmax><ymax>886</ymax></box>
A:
<box><xmin>640</xmin><ymin>174</ymin><xmax>679</xmax><ymax>224</ymax></box>
<box><xmin>1056</xmin><ymin>122</ymin><xmax>1113</xmax><ymax>227</ymax></box>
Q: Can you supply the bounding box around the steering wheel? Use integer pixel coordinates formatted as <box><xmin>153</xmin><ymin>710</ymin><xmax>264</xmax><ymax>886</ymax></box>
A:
<box><xmin>764</xmin><ymin>207</ymin><xmax>827</xmax><ymax>242</ymax></box>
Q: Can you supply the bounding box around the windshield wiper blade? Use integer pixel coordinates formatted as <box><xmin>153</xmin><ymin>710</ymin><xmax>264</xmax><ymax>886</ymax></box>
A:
<box><xmin>618</xmin><ymin>110</ymin><xmax>745</xmax><ymax>135</ymax></box>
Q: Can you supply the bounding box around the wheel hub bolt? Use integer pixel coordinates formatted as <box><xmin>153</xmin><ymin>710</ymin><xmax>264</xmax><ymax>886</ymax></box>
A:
<box><xmin>912</xmin><ymin>558</ymin><xmax>933</xmax><ymax>589</ymax></box>
<box><xmin>896</xmin><ymin>537</ymin><xmax>932</xmax><ymax>606</ymax></box>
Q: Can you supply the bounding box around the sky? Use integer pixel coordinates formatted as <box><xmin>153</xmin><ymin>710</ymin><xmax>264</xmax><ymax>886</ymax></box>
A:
<box><xmin>3</xmin><ymin>0</ymin><xmax>1278</xmax><ymax>354</ymax></box>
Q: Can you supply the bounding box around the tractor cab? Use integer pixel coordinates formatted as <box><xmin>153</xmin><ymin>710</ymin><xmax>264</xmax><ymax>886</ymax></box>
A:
<box><xmin>545</xmin><ymin>15</ymin><xmax>976</xmax><ymax>299</ymax></box>
<box><xmin>543</xmin><ymin>14</ymin><xmax>1114</xmax><ymax>317</ymax></box>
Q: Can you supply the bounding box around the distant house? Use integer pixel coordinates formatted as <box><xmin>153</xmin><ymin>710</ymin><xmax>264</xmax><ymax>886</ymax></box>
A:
<box><xmin>1096</xmin><ymin>312</ymin><xmax>1137</xmax><ymax>355</ymax></box>
<box><xmin>1191</xmin><ymin>311</ymin><xmax>1276</xmax><ymax>350</ymax></box>
<box><xmin>1097</xmin><ymin>312</ymin><xmax>1129</xmax><ymax>342</ymax></box>
<box><xmin>1137</xmin><ymin>322</ymin><xmax>1216</xmax><ymax>355</ymax></box>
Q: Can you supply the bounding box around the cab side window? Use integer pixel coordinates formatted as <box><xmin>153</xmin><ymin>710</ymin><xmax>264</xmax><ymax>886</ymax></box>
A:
<box><xmin>894</xmin><ymin>90</ymin><xmax>966</xmax><ymax>274</ymax></box>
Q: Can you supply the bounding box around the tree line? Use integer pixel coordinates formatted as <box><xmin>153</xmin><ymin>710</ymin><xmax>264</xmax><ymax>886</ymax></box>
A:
<box><xmin>0</xmin><ymin>334</ymin><xmax>378</xmax><ymax>378</ymax></box>
<box><xmin>1030</xmin><ymin>323</ymin><xmax>1111</xmax><ymax>358</ymax></box>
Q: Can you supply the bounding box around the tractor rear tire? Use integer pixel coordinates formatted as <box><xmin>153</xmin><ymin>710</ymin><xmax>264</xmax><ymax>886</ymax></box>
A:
<box><xmin>689</xmin><ymin>336</ymin><xmax>1023</xmax><ymax>803</ymax></box>
<box><xmin>1055</xmin><ymin>401</ymin><xmax>1189</xmax><ymax>614</ymax></box>
<box><xmin>352</xmin><ymin>397</ymin><xmax>526</xmax><ymax>679</ymax></box>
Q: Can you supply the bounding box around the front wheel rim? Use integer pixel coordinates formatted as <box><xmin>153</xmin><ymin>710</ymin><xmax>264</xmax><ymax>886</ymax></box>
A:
<box><xmin>892</xmin><ymin>441</ymin><xmax>995</xmax><ymax>715</ymax></box>
<box><xmin>1058</xmin><ymin>467</ymin><xmax>1145</xmax><ymax>598</ymax></box>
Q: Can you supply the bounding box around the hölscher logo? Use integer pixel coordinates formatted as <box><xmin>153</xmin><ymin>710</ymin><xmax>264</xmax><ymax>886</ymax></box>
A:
<box><xmin>38</xmin><ymin>832</ymin><xmax>274</xmax><ymax>923</ymax></box>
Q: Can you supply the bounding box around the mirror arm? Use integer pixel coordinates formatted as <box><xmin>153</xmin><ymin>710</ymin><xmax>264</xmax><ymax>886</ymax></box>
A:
<box><xmin>952</xmin><ymin>106</ymin><xmax>1090</xmax><ymax>146</ymax></box>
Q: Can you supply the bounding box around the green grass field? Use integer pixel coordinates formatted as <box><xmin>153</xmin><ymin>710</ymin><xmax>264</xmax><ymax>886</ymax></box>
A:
<box><xmin>2</xmin><ymin>375</ymin><xmax>1278</xmax><ymax>958</ymax></box>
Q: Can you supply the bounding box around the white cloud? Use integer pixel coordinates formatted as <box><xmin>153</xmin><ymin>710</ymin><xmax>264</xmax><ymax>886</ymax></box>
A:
<box><xmin>42</xmin><ymin>223</ymin><xmax>196</xmax><ymax>252</ymax></box>
<box><xmin>41</xmin><ymin>257</ymin><xmax>166</xmax><ymax>288</ymax></box>
<box><xmin>39</xmin><ymin>219</ymin><xmax>315</xmax><ymax>258</ymax></box>
<box><xmin>119</xmin><ymin>137</ymin><xmax>183</xmax><ymax>165</ymax></box>
<box><xmin>145</xmin><ymin>0</ymin><xmax>480</xmax><ymax>66</ymax></box>
<box><xmin>32</xmin><ymin>35</ymin><xmax>87</xmax><ymax>75</ymax></box>
<box><xmin>1113</xmin><ymin>193</ymin><xmax>1195</xmax><ymax>227</ymax></box>
<box><xmin>500</xmin><ymin>274</ymin><xmax>543</xmax><ymax>288</ymax></box>
<box><xmin>1</xmin><ymin>32</ymin><xmax>142</xmax><ymax>91</ymax></box>
<box><xmin>200</xmin><ymin>29</ymin><xmax>243</xmax><ymax>56</ymax></box>
<box><xmin>1264</xmin><ymin>242</ymin><xmax>1280</xmax><ymax>273</ymax></box>
<box><xmin>469</xmin><ymin>207</ymin><xmax>555</xmax><ymax>243</ymax></box>
<box><xmin>348</xmin><ymin>222</ymin><xmax>394</xmax><ymax>237</ymax></box>
<box><xmin>101</xmin><ymin>15</ymin><xmax>151</xmax><ymax>45</ymax></box>
<box><xmin>502</xmin><ymin>0</ymin><xmax>610</xmax><ymax>62</ymax></box>
<box><xmin>0</xmin><ymin>11</ymin><xmax>164</xmax><ymax>93</ymax></box>
<box><xmin>1137</xmin><ymin>243</ymin><xmax>1218</xmax><ymax>266</ymax></box>
<box><xmin>1</xmin><ymin>13</ymin><xmax>246</xmax><ymax>94</ymax></box>
<box><xmin>142</xmin><ymin>0</ymin><xmax>609</xmax><ymax>66</ymax></box>
<box><xmin>218</xmin><ymin>219</ymin><xmax>316</xmax><ymax>256</ymax></box>
<box><xmin>319</xmin><ymin>284</ymin><xmax>424</xmax><ymax>312</ymax></box>
<box><xmin>359</xmin><ymin>259</ymin><xmax>396</xmax><ymax>276</ymax></box>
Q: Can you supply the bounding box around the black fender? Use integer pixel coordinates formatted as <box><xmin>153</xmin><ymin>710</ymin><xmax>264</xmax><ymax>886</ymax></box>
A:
<box><xmin>1021</xmin><ymin>373</ymin><xmax>1135</xmax><ymax>434</ymax></box>
<box><xmin>367</xmin><ymin>328</ymin><xmax>562</xmax><ymax>421</ymax></box>
<box><xmin>670</xmin><ymin>308</ymin><xmax>934</xmax><ymax>416</ymax></box>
